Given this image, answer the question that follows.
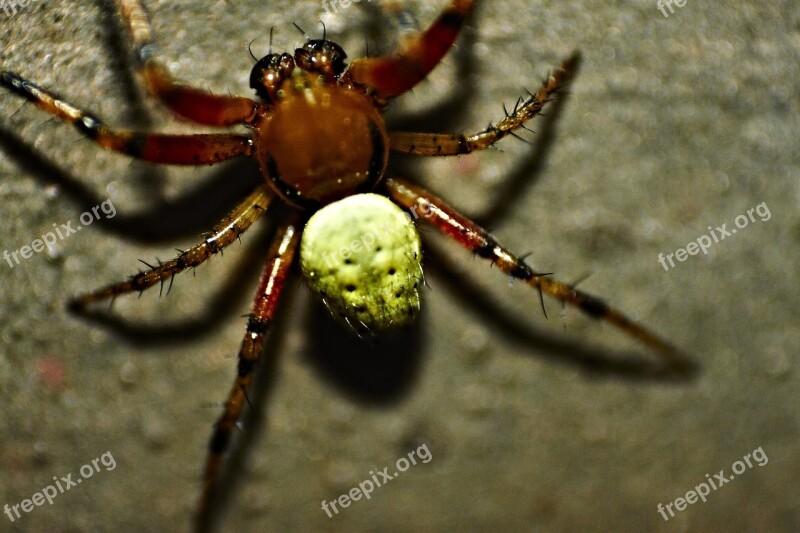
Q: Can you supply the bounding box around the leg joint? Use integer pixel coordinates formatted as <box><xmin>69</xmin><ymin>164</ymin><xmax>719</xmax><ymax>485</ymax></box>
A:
<box><xmin>237</xmin><ymin>357</ymin><xmax>257</xmax><ymax>378</ymax></box>
<box><xmin>74</xmin><ymin>114</ymin><xmax>104</xmax><ymax>139</ymax></box>
<box><xmin>474</xmin><ymin>238</ymin><xmax>496</xmax><ymax>259</ymax></box>
<box><xmin>209</xmin><ymin>426</ymin><xmax>229</xmax><ymax>454</ymax></box>
<box><xmin>246</xmin><ymin>316</ymin><xmax>270</xmax><ymax>335</ymax></box>
<box><xmin>579</xmin><ymin>294</ymin><xmax>610</xmax><ymax>318</ymax></box>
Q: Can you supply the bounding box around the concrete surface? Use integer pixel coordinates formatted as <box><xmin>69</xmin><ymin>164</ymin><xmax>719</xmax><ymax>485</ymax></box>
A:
<box><xmin>1</xmin><ymin>0</ymin><xmax>798</xmax><ymax>531</ymax></box>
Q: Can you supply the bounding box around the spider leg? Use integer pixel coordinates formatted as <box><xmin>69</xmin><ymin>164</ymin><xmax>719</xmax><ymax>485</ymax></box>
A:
<box><xmin>345</xmin><ymin>0</ymin><xmax>475</xmax><ymax>100</ymax></box>
<box><xmin>196</xmin><ymin>216</ymin><xmax>302</xmax><ymax>525</ymax></box>
<box><xmin>0</xmin><ymin>72</ymin><xmax>253</xmax><ymax>165</ymax></box>
<box><xmin>388</xmin><ymin>52</ymin><xmax>580</xmax><ymax>155</ymax></box>
<box><xmin>117</xmin><ymin>0</ymin><xmax>263</xmax><ymax>126</ymax></box>
<box><xmin>384</xmin><ymin>177</ymin><xmax>695</xmax><ymax>374</ymax></box>
<box><xmin>68</xmin><ymin>186</ymin><xmax>273</xmax><ymax>311</ymax></box>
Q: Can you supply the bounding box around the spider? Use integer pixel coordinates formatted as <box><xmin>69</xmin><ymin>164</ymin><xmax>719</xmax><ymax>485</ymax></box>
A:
<box><xmin>1</xmin><ymin>0</ymin><xmax>694</xmax><ymax>529</ymax></box>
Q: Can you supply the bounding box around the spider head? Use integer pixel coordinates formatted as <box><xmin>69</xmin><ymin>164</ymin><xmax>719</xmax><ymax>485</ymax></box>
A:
<box><xmin>249</xmin><ymin>52</ymin><xmax>295</xmax><ymax>103</ymax></box>
<box><xmin>294</xmin><ymin>39</ymin><xmax>347</xmax><ymax>81</ymax></box>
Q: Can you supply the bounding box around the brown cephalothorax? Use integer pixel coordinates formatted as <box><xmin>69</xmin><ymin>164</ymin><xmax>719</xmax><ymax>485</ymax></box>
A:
<box><xmin>254</xmin><ymin>70</ymin><xmax>389</xmax><ymax>208</ymax></box>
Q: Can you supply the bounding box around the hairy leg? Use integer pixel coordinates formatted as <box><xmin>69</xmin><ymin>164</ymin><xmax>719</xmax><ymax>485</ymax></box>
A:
<box><xmin>116</xmin><ymin>0</ymin><xmax>263</xmax><ymax>125</ymax></box>
<box><xmin>196</xmin><ymin>216</ymin><xmax>302</xmax><ymax>526</ymax></box>
<box><xmin>69</xmin><ymin>186</ymin><xmax>273</xmax><ymax>311</ymax></box>
<box><xmin>345</xmin><ymin>0</ymin><xmax>476</xmax><ymax>101</ymax></box>
<box><xmin>388</xmin><ymin>52</ymin><xmax>580</xmax><ymax>155</ymax></box>
<box><xmin>384</xmin><ymin>177</ymin><xmax>694</xmax><ymax>374</ymax></box>
<box><xmin>1</xmin><ymin>72</ymin><xmax>253</xmax><ymax>164</ymax></box>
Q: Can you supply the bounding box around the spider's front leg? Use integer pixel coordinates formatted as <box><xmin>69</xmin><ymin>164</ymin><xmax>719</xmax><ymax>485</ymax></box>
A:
<box><xmin>388</xmin><ymin>52</ymin><xmax>580</xmax><ymax>155</ymax></box>
<box><xmin>345</xmin><ymin>0</ymin><xmax>476</xmax><ymax>100</ymax></box>
<box><xmin>196</xmin><ymin>216</ymin><xmax>302</xmax><ymax>528</ymax></box>
<box><xmin>69</xmin><ymin>186</ymin><xmax>273</xmax><ymax>311</ymax></box>
<box><xmin>0</xmin><ymin>72</ymin><xmax>253</xmax><ymax>165</ymax></box>
<box><xmin>117</xmin><ymin>0</ymin><xmax>263</xmax><ymax>126</ymax></box>
<box><xmin>385</xmin><ymin>178</ymin><xmax>695</xmax><ymax>374</ymax></box>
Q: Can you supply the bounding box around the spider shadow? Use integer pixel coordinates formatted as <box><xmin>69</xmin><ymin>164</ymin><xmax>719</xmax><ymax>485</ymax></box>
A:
<box><xmin>0</xmin><ymin>123</ymin><xmax>265</xmax><ymax>243</ymax></box>
<box><xmin>424</xmin><ymin>244</ymin><xmax>698</xmax><ymax>382</ymax></box>
<box><xmin>302</xmin><ymin>298</ymin><xmax>426</xmax><ymax>405</ymax></box>
<box><xmin>474</xmin><ymin>56</ymin><xmax>580</xmax><ymax>227</ymax></box>
<box><xmin>68</xmin><ymin>216</ymin><xmax>284</xmax><ymax>345</ymax></box>
<box><xmin>0</xmin><ymin>119</ymin><xmax>277</xmax><ymax>347</ymax></box>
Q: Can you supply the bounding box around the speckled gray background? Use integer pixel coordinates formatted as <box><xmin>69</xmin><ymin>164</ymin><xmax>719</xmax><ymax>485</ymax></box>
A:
<box><xmin>1</xmin><ymin>1</ymin><xmax>798</xmax><ymax>531</ymax></box>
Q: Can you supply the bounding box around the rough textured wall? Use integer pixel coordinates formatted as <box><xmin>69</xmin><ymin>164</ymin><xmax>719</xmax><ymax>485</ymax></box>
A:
<box><xmin>0</xmin><ymin>0</ymin><xmax>798</xmax><ymax>531</ymax></box>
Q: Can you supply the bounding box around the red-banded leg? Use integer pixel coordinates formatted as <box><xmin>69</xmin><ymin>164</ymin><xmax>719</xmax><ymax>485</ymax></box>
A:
<box><xmin>345</xmin><ymin>0</ymin><xmax>476</xmax><ymax>101</ymax></box>
<box><xmin>196</xmin><ymin>215</ymin><xmax>302</xmax><ymax>527</ymax></box>
<box><xmin>384</xmin><ymin>177</ymin><xmax>694</xmax><ymax>374</ymax></box>
<box><xmin>0</xmin><ymin>71</ymin><xmax>253</xmax><ymax>165</ymax></box>
<box><xmin>117</xmin><ymin>0</ymin><xmax>264</xmax><ymax>126</ymax></box>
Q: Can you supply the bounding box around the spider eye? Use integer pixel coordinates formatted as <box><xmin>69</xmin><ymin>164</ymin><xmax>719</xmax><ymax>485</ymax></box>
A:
<box><xmin>249</xmin><ymin>52</ymin><xmax>295</xmax><ymax>103</ymax></box>
<box><xmin>294</xmin><ymin>39</ymin><xmax>347</xmax><ymax>79</ymax></box>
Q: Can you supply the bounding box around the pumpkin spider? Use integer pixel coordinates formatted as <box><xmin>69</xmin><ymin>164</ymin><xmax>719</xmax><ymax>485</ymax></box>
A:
<box><xmin>0</xmin><ymin>0</ymin><xmax>693</xmax><ymax>529</ymax></box>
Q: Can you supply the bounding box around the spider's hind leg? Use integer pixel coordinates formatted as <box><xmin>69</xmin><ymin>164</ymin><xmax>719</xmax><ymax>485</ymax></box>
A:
<box><xmin>196</xmin><ymin>215</ymin><xmax>302</xmax><ymax>529</ymax></box>
<box><xmin>69</xmin><ymin>187</ymin><xmax>273</xmax><ymax>311</ymax></box>
<box><xmin>117</xmin><ymin>0</ymin><xmax>262</xmax><ymax>126</ymax></box>
<box><xmin>385</xmin><ymin>177</ymin><xmax>695</xmax><ymax>375</ymax></box>
<box><xmin>388</xmin><ymin>52</ymin><xmax>580</xmax><ymax>156</ymax></box>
